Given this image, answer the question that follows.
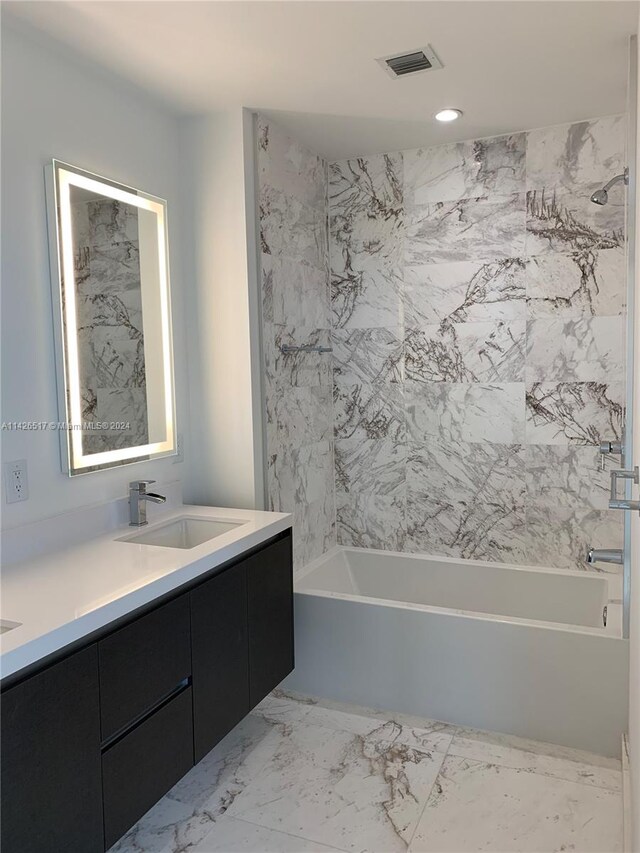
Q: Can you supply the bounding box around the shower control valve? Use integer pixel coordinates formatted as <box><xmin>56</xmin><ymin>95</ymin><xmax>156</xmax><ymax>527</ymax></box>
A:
<box><xmin>609</xmin><ymin>466</ymin><xmax>640</xmax><ymax>513</ymax></box>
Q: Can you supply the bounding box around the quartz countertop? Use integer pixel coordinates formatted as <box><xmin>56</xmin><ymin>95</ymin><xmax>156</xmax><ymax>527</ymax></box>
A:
<box><xmin>1</xmin><ymin>505</ymin><xmax>292</xmax><ymax>680</ymax></box>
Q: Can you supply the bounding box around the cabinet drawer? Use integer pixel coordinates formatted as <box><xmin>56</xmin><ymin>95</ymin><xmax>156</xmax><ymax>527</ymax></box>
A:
<box><xmin>98</xmin><ymin>594</ymin><xmax>191</xmax><ymax>740</ymax></box>
<box><xmin>102</xmin><ymin>686</ymin><xmax>194</xmax><ymax>849</ymax></box>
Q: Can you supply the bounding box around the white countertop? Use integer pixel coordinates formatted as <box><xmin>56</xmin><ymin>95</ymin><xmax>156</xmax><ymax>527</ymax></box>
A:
<box><xmin>0</xmin><ymin>505</ymin><xmax>292</xmax><ymax>681</ymax></box>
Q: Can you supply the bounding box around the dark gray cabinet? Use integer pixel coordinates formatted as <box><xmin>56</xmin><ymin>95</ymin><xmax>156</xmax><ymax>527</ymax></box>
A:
<box><xmin>191</xmin><ymin>561</ymin><xmax>251</xmax><ymax>762</ymax></box>
<box><xmin>247</xmin><ymin>535</ymin><xmax>294</xmax><ymax>706</ymax></box>
<box><xmin>0</xmin><ymin>529</ymin><xmax>293</xmax><ymax>853</ymax></box>
<box><xmin>0</xmin><ymin>645</ymin><xmax>104</xmax><ymax>853</ymax></box>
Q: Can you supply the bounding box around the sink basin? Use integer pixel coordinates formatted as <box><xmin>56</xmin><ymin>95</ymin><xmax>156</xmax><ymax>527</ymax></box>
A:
<box><xmin>0</xmin><ymin>619</ymin><xmax>22</xmax><ymax>635</ymax></box>
<box><xmin>120</xmin><ymin>517</ymin><xmax>245</xmax><ymax>549</ymax></box>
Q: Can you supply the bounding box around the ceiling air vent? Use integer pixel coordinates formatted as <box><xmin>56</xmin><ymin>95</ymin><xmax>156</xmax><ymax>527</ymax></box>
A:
<box><xmin>376</xmin><ymin>45</ymin><xmax>443</xmax><ymax>79</ymax></box>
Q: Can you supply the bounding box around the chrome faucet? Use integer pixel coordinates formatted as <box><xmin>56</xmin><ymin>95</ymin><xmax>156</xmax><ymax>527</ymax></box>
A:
<box><xmin>586</xmin><ymin>548</ymin><xmax>623</xmax><ymax>566</ymax></box>
<box><xmin>129</xmin><ymin>480</ymin><xmax>166</xmax><ymax>526</ymax></box>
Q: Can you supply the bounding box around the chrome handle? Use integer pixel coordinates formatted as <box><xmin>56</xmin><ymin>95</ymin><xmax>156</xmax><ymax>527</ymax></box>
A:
<box><xmin>609</xmin><ymin>467</ymin><xmax>640</xmax><ymax>512</ymax></box>
<box><xmin>129</xmin><ymin>479</ymin><xmax>156</xmax><ymax>491</ymax></box>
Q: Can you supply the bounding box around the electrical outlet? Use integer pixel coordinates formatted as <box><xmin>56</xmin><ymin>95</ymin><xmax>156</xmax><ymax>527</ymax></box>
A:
<box><xmin>4</xmin><ymin>460</ymin><xmax>29</xmax><ymax>504</ymax></box>
<box><xmin>173</xmin><ymin>433</ymin><xmax>184</xmax><ymax>464</ymax></box>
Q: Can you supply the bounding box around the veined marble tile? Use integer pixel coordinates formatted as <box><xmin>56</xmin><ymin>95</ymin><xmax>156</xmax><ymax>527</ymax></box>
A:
<box><xmin>526</xmin><ymin>115</ymin><xmax>626</xmax><ymax>193</ymax></box>
<box><xmin>275</xmin><ymin>385</ymin><xmax>333</xmax><ymax>445</ymax></box>
<box><xmin>274</xmin><ymin>329</ymin><xmax>333</xmax><ymax>388</ymax></box>
<box><xmin>226</xmin><ymin>718</ymin><xmax>446</xmax><ymax>852</ymax></box>
<box><xmin>526</xmin><ymin>186</ymin><xmax>624</xmax><ymax>256</ymax></box>
<box><xmin>335</xmin><ymin>437</ymin><xmax>406</xmax><ymax>497</ymax></box>
<box><xmin>254</xmin><ymin>693</ymin><xmax>454</xmax><ymax>756</ymax></box>
<box><xmin>268</xmin><ymin>439</ymin><xmax>334</xmax><ymax>512</ymax></box>
<box><xmin>333</xmin><ymin>381</ymin><xmax>405</xmax><ymax>442</ymax></box>
<box><xmin>193</xmin><ymin>817</ymin><xmax>341</xmax><ymax>853</ymax></box>
<box><xmin>526</xmin><ymin>381</ymin><xmax>625</xmax><ymax>445</ymax></box>
<box><xmin>336</xmin><ymin>491</ymin><xmax>406</xmax><ymax>551</ymax></box>
<box><xmin>448</xmin><ymin>731</ymin><xmax>622</xmax><ymax>791</ymax></box>
<box><xmin>526</xmin><ymin>248</ymin><xmax>625</xmax><ymax>318</ymax></box>
<box><xmin>525</xmin><ymin>504</ymin><xmax>624</xmax><ymax>572</ymax></box>
<box><xmin>525</xmin><ymin>444</ymin><xmax>613</xmax><ymax>511</ymax></box>
<box><xmin>408</xmin><ymin>755</ymin><xmax>622</xmax><ymax>852</ymax></box>
<box><xmin>404</xmin><ymin>133</ymin><xmax>525</xmax><ymax>206</ymax></box>
<box><xmin>264</xmin><ymin>254</ymin><xmax>330</xmax><ymax>334</ymax></box>
<box><xmin>260</xmin><ymin>185</ymin><xmax>327</xmax><ymax>272</ymax></box>
<box><xmin>329</xmin><ymin>153</ymin><xmax>403</xmax><ymax>258</ymax></box>
<box><xmin>331</xmin><ymin>257</ymin><xmax>403</xmax><ymax>329</ymax></box>
<box><xmin>332</xmin><ymin>327</ymin><xmax>404</xmax><ymax>385</ymax></box>
<box><xmin>526</xmin><ymin>316</ymin><xmax>624</xmax><ymax>382</ymax></box>
<box><xmin>404</xmin><ymin>320</ymin><xmax>525</xmax><ymax>383</ymax></box>
<box><xmin>405</xmin><ymin>193</ymin><xmax>526</xmax><ymax>265</ymax></box>
<box><xmin>292</xmin><ymin>490</ymin><xmax>336</xmax><ymax>570</ymax></box>
<box><xmin>449</xmin><ymin>725</ymin><xmax>621</xmax><ymax>772</ymax></box>
<box><xmin>406</xmin><ymin>442</ymin><xmax>527</xmax><ymax>562</ymax></box>
<box><xmin>257</xmin><ymin>116</ymin><xmax>327</xmax><ymax>209</ymax></box>
<box><xmin>82</xmin><ymin>243</ymin><xmax>140</xmax><ymax>294</ymax></box>
<box><xmin>406</xmin><ymin>382</ymin><xmax>525</xmax><ymax>445</ymax></box>
<box><xmin>109</xmin><ymin>713</ymin><xmax>281</xmax><ymax>853</ymax></box>
<box><xmin>405</xmin><ymin>257</ymin><xmax>526</xmax><ymax>326</ymax></box>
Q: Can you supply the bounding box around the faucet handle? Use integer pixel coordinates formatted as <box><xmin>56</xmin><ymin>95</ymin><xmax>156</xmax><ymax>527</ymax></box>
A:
<box><xmin>129</xmin><ymin>479</ymin><xmax>156</xmax><ymax>490</ymax></box>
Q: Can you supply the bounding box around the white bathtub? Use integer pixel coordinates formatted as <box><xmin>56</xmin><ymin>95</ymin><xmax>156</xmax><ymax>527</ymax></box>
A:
<box><xmin>283</xmin><ymin>547</ymin><xmax>629</xmax><ymax>757</ymax></box>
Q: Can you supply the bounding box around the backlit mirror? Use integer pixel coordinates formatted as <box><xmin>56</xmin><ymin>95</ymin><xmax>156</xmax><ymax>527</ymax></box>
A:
<box><xmin>45</xmin><ymin>160</ymin><xmax>176</xmax><ymax>475</ymax></box>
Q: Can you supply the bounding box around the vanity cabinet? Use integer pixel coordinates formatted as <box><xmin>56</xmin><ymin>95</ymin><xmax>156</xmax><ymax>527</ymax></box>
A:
<box><xmin>191</xmin><ymin>561</ymin><xmax>251</xmax><ymax>762</ymax></box>
<box><xmin>0</xmin><ymin>529</ymin><xmax>293</xmax><ymax>853</ymax></box>
<box><xmin>0</xmin><ymin>645</ymin><xmax>104</xmax><ymax>853</ymax></box>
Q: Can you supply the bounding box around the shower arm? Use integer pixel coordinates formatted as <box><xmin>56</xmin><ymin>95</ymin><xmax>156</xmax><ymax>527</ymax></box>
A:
<box><xmin>603</xmin><ymin>168</ymin><xmax>629</xmax><ymax>192</ymax></box>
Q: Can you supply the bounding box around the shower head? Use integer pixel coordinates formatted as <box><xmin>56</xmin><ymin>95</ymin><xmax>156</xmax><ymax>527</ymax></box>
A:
<box><xmin>590</xmin><ymin>167</ymin><xmax>629</xmax><ymax>205</ymax></box>
<box><xmin>590</xmin><ymin>187</ymin><xmax>609</xmax><ymax>205</ymax></box>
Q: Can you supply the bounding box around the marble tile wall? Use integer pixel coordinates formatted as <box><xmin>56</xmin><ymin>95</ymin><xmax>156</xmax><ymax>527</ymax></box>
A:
<box><xmin>257</xmin><ymin>117</ymin><xmax>336</xmax><ymax>569</ymax></box>
<box><xmin>329</xmin><ymin>115</ymin><xmax>627</xmax><ymax>570</ymax></box>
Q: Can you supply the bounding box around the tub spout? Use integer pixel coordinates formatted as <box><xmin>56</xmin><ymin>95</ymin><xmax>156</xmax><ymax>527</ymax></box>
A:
<box><xmin>586</xmin><ymin>548</ymin><xmax>623</xmax><ymax>566</ymax></box>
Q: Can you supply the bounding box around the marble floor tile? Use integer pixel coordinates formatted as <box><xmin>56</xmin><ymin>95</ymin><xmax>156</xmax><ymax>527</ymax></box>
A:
<box><xmin>254</xmin><ymin>692</ymin><xmax>454</xmax><ymax>757</ymax></box>
<box><xmin>405</xmin><ymin>381</ymin><xmax>525</xmax><ymax>445</ymax></box>
<box><xmin>193</xmin><ymin>817</ymin><xmax>342</xmax><ymax>853</ymax></box>
<box><xmin>525</xmin><ymin>381</ymin><xmax>625</xmax><ymax>445</ymax></box>
<box><xmin>226</xmin><ymin>718</ymin><xmax>446</xmax><ymax>852</ymax></box>
<box><xmin>405</xmin><ymin>257</ymin><xmax>526</xmax><ymax>325</ymax></box>
<box><xmin>526</xmin><ymin>248</ymin><xmax>625</xmax><ymax>319</ymax></box>
<box><xmin>408</xmin><ymin>755</ymin><xmax>622</xmax><ymax>852</ymax></box>
<box><xmin>526</xmin><ymin>316</ymin><xmax>624</xmax><ymax>383</ymax></box>
<box><xmin>448</xmin><ymin>731</ymin><xmax>622</xmax><ymax>791</ymax></box>
<box><xmin>404</xmin><ymin>133</ymin><xmax>525</xmax><ymax>207</ymax></box>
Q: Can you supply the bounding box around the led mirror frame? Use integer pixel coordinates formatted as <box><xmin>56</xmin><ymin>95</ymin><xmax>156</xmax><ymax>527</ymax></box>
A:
<box><xmin>45</xmin><ymin>160</ymin><xmax>177</xmax><ymax>475</ymax></box>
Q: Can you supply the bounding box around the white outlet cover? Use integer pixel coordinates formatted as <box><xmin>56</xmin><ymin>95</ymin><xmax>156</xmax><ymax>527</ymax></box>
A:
<box><xmin>4</xmin><ymin>459</ymin><xmax>29</xmax><ymax>504</ymax></box>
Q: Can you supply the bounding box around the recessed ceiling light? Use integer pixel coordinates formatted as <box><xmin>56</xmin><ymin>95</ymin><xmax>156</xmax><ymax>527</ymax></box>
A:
<box><xmin>435</xmin><ymin>108</ymin><xmax>463</xmax><ymax>122</ymax></box>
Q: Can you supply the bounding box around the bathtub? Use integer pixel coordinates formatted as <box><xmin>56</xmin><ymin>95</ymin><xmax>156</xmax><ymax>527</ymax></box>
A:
<box><xmin>283</xmin><ymin>547</ymin><xmax>628</xmax><ymax>758</ymax></box>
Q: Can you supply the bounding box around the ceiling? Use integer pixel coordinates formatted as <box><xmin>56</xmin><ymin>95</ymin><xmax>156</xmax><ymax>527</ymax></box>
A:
<box><xmin>4</xmin><ymin>0</ymin><xmax>639</xmax><ymax>158</ymax></box>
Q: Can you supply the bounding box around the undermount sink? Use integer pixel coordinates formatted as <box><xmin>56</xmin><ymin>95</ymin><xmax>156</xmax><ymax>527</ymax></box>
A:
<box><xmin>0</xmin><ymin>619</ymin><xmax>22</xmax><ymax>635</ymax></box>
<box><xmin>120</xmin><ymin>517</ymin><xmax>246</xmax><ymax>549</ymax></box>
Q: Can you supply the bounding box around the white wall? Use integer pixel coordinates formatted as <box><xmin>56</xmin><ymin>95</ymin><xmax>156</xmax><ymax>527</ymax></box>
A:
<box><xmin>180</xmin><ymin>109</ymin><xmax>264</xmax><ymax>510</ymax></box>
<box><xmin>0</xmin><ymin>19</ymin><xmax>190</xmax><ymax>528</ymax></box>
